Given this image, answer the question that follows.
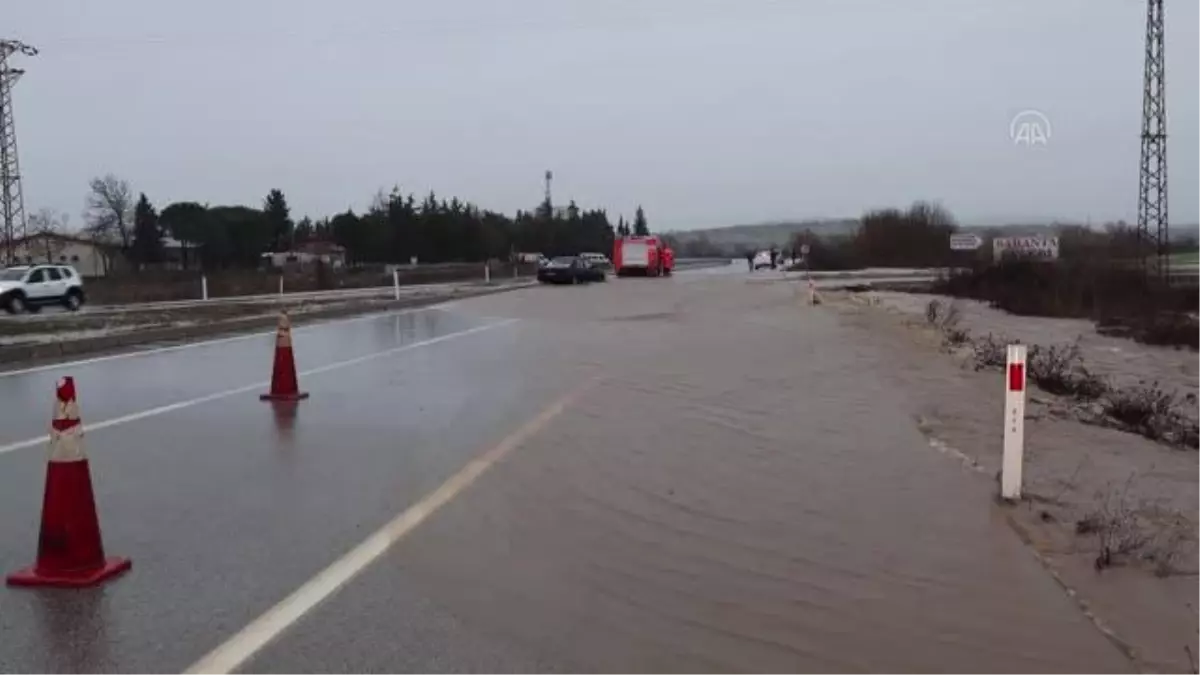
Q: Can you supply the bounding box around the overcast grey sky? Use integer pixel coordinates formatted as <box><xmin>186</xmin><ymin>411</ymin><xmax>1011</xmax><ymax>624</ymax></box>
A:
<box><xmin>10</xmin><ymin>0</ymin><xmax>1199</xmax><ymax>230</ymax></box>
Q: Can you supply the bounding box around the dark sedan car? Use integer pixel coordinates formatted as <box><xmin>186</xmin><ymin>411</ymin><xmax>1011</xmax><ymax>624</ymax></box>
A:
<box><xmin>537</xmin><ymin>256</ymin><xmax>606</xmax><ymax>284</ymax></box>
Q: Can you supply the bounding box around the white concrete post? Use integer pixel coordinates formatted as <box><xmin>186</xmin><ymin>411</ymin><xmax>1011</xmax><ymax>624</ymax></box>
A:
<box><xmin>484</xmin><ymin>263</ymin><xmax>491</xmax><ymax>284</ymax></box>
<box><xmin>1001</xmin><ymin>343</ymin><xmax>1027</xmax><ymax>500</ymax></box>
<box><xmin>278</xmin><ymin>276</ymin><xmax>284</xmax><ymax>296</ymax></box>
<box><xmin>392</xmin><ymin>268</ymin><xmax>400</xmax><ymax>300</ymax></box>
<box><xmin>201</xmin><ymin>275</ymin><xmax>209</xmax><ymax>301</ymax></box>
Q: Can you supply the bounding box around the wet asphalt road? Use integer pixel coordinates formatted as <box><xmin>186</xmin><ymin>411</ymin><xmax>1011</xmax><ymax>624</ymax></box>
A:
<box><xmin>0</xmin><ymin>267</ymin><xmax>1131</xmax><ymax>673</ymax></box>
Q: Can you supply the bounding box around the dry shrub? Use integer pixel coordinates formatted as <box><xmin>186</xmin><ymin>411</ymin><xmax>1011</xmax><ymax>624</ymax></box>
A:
<box><xmin>942</xmin><ymin>326</ymin><xmax>971</xmax><ymax>347</ymax></box>
<box><xmin>925</xmin><ymin>298</ymin><xmax>962</xmax><ymax>329</ymax></box>
<box><xmin>1099</xmin><ymin>379</ymin><xmax>1176</xmax><ymax>437</ymax></box>
<box><xmin>1027</xmin><ymin>340</ymin><xmax>1110</xmax><ymax>400</ymax></box>
<box><xmin>926</xmin><ymin>299</ymin><xmax>971</xmax><ymax>348</ymax></box>
<box><xmin>925</xmin><ymin>299</ymin><xmax>942</xmax><ymax>326</ymax></box>
<box><xmin>971</xmin><ymin>333</ymin><xmax>1010</xmax><ymax>370</ymax></box>
<box><xmin>1078</xmin><ymin>476</ymin><xmax>1149</xmax><ymax>571</ymax></box>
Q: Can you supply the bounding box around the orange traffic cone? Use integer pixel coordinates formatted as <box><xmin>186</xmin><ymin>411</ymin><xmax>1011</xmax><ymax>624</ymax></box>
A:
<box><xmin>260</xmin><ymin>312</ymin><xmax>309</xmax><ymax>402</ymax></box>
<box><xmin>7</xmin><ymin>377</ymin><xmax>132</xmax><ymax>588</ymax></box>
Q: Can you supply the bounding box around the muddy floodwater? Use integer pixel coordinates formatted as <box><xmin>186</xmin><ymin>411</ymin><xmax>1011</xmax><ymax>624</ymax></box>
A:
<box><xmin>268</xmin><ymin>267</ymin><xmax>1144</xmax><ymax>673</ymax></box>
<box><xmin>3</xmin><ymin>264</ymin><xmax>1188</xmax><ymax>673</ymax></box>
<box><xmin>826</xmin><ymin>286</ymin><xmax>1198</xmax><ymax>673</ymax></box>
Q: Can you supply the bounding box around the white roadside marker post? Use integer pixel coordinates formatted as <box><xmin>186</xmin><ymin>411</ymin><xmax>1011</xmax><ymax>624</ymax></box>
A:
<box><xmin>201</xmin><ymin>275</ymin><xmax>209</xmax><ymax>301</ymax></box>
<box><xmin>484</xmin><ymin>263</ymin><xmax>491</xmax><ymax>284</ymax></box>
<box><xmin>278</xmin><ymin>276</ymin><xmax>284</xmax><ymax>296</ymax></box>
<box><xmin>392</xmin><ymin>268</ymin><xmax>400</xmax><ymax>300</ymax></box>
<box><xmin>1002</xmin><ymin>343</ymin><xmax>1027</xmax><ymax>501</ymax></box>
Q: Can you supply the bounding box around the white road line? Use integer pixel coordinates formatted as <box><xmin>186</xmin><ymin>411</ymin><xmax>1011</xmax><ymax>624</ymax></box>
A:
<box><xmin>0</xmin><ymin>319</ymin><xmax>516</xmax><ymax>456</ymax></box>
<box><xmin>183</xmin><ymin>377</ymin><xmax>596</xmax><ymax>675</ymax></box>
<box><xmin>0</xmin><ymin>301</ymin><xmax>461</xmax><ymax>379</ymax></box>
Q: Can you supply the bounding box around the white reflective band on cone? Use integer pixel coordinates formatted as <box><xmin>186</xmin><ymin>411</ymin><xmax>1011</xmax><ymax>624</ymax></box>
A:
<box><xmin>49</xmin><ymin>425</ymin><xmax>85</xmax><ymax>462</ymax></box>
<box><xmin>276</xmin><ymin>314</ymin><xmax>293</xmax><ymax>348</ymax></box>
<box><xmin>49</xmin><ymin>397</ymin><xmax>87</xmax><ymax>462</ymax></box>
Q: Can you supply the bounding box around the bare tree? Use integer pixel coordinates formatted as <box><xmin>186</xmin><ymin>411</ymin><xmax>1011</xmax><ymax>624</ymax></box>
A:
<box><xmin>85</xmin><ymin>174</ymin><xmax>134</xmax><ymax>249</ymax></box>
<box><xmin>26</xmin><ymin>208</ymin><xmax>70</xmax><ymax>263</ymax></box>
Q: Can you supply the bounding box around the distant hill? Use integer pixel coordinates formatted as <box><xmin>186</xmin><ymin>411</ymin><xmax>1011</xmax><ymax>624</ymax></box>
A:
<box><xmin>661</xmin><ymin>219</ymin><xmax>858</xmax><ymax>255</ymax></box>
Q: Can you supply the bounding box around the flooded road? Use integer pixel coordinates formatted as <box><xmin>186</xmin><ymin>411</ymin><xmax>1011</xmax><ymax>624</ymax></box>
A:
<box><xmin>0</xmin><ymin>268</ymin><xmax>1130</xmax><ymax>672</ymax></box>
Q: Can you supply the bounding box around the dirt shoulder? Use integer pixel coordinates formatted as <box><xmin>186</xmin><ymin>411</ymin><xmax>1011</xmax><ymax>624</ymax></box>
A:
<box><xmin>822</xmin><ymin>289</ymin><xmax>1198</xmax><ymax>673</ymax></box>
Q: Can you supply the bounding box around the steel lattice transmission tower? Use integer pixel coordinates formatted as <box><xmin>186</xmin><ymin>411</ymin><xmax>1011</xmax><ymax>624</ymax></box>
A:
<box><xmin>0</xmin><ymin>39</ymin><xmax>37</xmax><ymax>266</ymax></box>
<box><xmin>1136</xmin><ymin>0</ymin><xmax>1168</xmax><ymax>281</ymax></box>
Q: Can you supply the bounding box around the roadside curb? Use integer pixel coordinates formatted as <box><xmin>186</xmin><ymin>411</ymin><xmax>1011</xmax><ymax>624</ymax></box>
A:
<box><xmin>0</xmin><ymin>282</ymin><xmax>534</xmax><ymax>369</ymax></box>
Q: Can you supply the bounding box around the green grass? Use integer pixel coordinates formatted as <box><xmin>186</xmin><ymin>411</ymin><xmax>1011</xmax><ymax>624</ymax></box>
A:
<box><xmin>1169</xmin><ymin>250</ymin><xmax>1199</xmax><ymax>265</ymax></box>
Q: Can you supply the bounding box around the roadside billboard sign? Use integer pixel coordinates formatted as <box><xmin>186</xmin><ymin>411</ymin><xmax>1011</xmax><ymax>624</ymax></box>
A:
<box><xmin>993</xmin><ymin>236</ymin><xmax>1059</xmax><ymax>262</ymax></box>
<box><xmin>949</xmin><ymin>233</ymin><xmax>983</xmax><ymax>251</ymax></box>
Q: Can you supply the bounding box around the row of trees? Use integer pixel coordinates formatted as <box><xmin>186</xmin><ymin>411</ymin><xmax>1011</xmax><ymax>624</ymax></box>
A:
<box><xmin>70</xmin><ymin>174</ymin><xmax>653</xmax><ymax>270</ymax></box>
<box><xmin>788</xmin><ymin>202</ymin><xmax>1200</xmax><ymax>271</ymax></box>
<box><xmin>793</xmin><ymin>201</ymin><xmax>960</xmax><ymax>270</ymax></box>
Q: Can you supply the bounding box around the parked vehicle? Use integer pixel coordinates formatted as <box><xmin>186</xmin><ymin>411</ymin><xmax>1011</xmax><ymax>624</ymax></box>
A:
<box><xmin>0</xmin><ymin>265</ymin><xmax>87</xmax><ymax>314</ymax></box>
<box><xmin>613</xmin><ymin>236</ymin><xmax>674</xmax><ymax>277</ymax></box>
<box><xmin>536</xmin><ymin>256</ymin><xmax>606</xmax><ymax>285</ymax></box>
<box><xmin>579</xmin><ymin>252</ymin><xmax>612</xmax><ymax>270</ymax></box>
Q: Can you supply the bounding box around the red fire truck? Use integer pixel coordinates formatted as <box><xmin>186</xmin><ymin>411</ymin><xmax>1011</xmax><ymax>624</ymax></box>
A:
<box><xmin>613</xmin><ymin>236</ymin><xmax>674</xmax><ymax>277</ymax></box>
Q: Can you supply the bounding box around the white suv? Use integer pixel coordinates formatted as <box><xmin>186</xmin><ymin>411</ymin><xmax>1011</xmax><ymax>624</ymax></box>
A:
<box><xmin>0</xmin><ymin>265</ymin><xmax>87</xmax><ymax>314</ymax></box>
<box><xmin>579</xmin><ymin>252</ymin><xmax>612</xmax><ymax>269</ymax></box>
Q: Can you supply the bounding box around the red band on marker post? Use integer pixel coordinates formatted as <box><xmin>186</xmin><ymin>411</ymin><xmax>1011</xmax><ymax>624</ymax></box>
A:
<box><xmin>1008</xmin><ymin>363</ymin><xmax>1024</xmax><ymax>392</ymax></box>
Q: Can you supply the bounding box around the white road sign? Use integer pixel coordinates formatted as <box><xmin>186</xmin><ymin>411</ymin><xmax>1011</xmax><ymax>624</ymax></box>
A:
<box><xmin>800</xmin><ymin>244</ymin><xmax>811</xmax><ymax>255</ymax></box>
<box><xmin>992</xmin><ymin>236</ymin><xmax>1059</xmax><ymax>262</ymax></box>
<box><xmin>949</xmin><ymin>233</ymin><xmax>983</xmax><ymax>251</ymax></box>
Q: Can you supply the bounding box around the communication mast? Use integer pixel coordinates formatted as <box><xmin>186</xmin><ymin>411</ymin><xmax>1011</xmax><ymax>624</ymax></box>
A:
<box><xmin>0</xmin><ymin>39</ymin><xmax>37</xmax><ymax>266</ymax></box>
<box><xmin>1136</xmin><ymin>0</ymin><xmax>1168</xmax><ymax>281</ymax></box>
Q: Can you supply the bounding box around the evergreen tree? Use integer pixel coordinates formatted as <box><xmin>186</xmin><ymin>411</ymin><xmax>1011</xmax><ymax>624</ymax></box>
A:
<box><xmin>131</xmin><ymin>193</ymin><xmax>163</xmax><ymax>265</ymax></box>
<box><xmin>109</xmin><ymin>184</ymin><xmax>633</xmax><ymax>268</ymax></box>
<box><xmin>159</xmin><ymin>201</ymin><xmax>208</xmax><ymax>269</ymax></box>
<box><xmin>264</xmin><ymin>188</ymin><xmax>294</xmax><ymax>251</ymax></box>
<box><xmin>633</xmin><ymin>205</ymin><xmax>650</xmax><ymax>236</ymax></box>
<box><xmin>294</xmin><ymin>216</ymin><xmax>315</xmax><ymax>243</ymax></box>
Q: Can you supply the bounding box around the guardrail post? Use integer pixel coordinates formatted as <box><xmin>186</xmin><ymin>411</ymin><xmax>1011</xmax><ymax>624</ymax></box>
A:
<box><xmin>1001</xmin><ymin>343</ymin><xmax>1027</xmax><ymax>501</ymax></box>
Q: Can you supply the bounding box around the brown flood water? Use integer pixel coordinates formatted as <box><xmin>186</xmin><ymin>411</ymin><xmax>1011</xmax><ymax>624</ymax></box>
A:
<box><xmin>383</xmin><ymin>268</ymin><xmax>1135</xmax><ymax>672</ymax></box>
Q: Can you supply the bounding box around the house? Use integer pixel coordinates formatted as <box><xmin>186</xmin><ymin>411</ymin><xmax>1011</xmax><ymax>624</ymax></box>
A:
<box><xmin>3</xmin><ymin>232</ymin><xmax>124</xmax><ymax>277</ymax></box>
<box><xmin>261</xmin><ymin>241</ymin><xmax>346</xmax><ymax>268</ymax></box>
